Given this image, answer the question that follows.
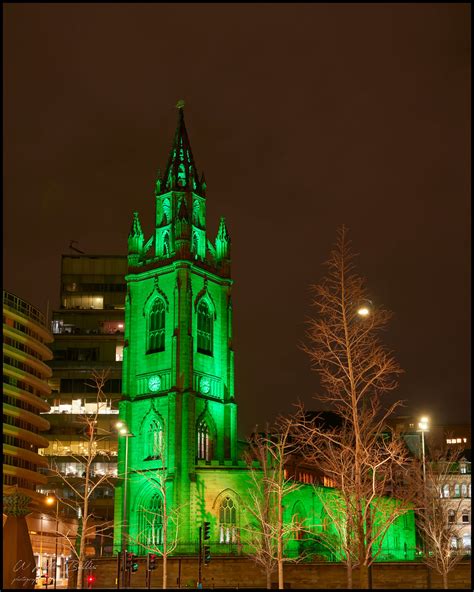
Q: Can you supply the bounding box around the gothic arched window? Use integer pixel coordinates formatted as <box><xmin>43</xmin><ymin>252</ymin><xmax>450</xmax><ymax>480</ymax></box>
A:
<box><xmin>149</xmin><ymin>299</ymin><xmax>165</xmax><ymax>353</ymax></box>
<box><xmin>139</xmin><ymin>493</ymin><xmax>163</xmax><ymax>548</ymax></box>
<box><xmin>197</xmin><ymin>300</ymin><xmax>213</xmax><ymax>355</ymax></box>
<box><xmin>144</xmin><ymin>418</ymin><xmax>164</xmax><ymax>460</ymax></box>
<box><xmin>197</xmin><ymin>420</ymin><xmax>212</xmax><ymax>461</ymax></box>
<box><xmin>219</xmin><ymin>496</ymin><xmax>238</xmax><ymax>544</ymax></box>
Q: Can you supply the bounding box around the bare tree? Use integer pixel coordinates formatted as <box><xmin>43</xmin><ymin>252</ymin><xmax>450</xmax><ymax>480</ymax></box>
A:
<box><xmin>413</xmin><ymin>447</ymin><xmax>466</xmax><ymax>589</ymax></box>
<box><xmin>243</xmin><ymin>421</ymin><xmax>303</xmax><ymax>590</ymax></box>
<box><xmin>126</xmin><ymin>443</ymin><xmax>183</xmax><ymax>589</ymax></box>
<box><xmin>292</xmin><ymin>227</ymin><xmax>414</xmax><ymax>588</ymax></box>
<box><xmin>45</xmin><ymin>370</ymin><xmax>116</xmax><ymax>589</ymax></box>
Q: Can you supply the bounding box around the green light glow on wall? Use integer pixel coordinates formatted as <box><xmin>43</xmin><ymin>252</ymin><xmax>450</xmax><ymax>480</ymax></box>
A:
<box><xmin>113</xmin><ymin>107</ymin><xmax>416</xmax><ymax>562</ymax></box>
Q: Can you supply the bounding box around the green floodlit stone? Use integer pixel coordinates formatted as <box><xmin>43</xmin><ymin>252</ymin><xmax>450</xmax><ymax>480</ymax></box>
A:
<box><xmin>113</xmin><ymin>107</ymin><xmax>416</xmax><ymax>562</ymax></box>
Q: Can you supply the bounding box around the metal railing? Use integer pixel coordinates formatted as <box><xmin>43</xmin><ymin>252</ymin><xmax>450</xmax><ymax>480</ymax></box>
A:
<box><xmin>3</xmin><ymin>290</ymin><xmax>47</xmax><ymax>327</ymax></box>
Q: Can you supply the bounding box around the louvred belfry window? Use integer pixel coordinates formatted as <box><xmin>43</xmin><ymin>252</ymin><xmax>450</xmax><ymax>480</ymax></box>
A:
<box><xmin>197</xmin><ymin>301</ymin><xmax>212</xmax><ymax>355</ymax></box>
<box><xmin>149</xmin><ymin>299</ymin><xmax>165</xmax><ymax>352</ymax></box>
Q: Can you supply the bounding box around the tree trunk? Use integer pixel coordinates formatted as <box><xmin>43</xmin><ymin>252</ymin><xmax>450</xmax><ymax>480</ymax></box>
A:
<box><xmin>346</xmin><ymin>560</ymin><xmax>353</xmax><ymax>589</ymax></box>
<box><xmin>442</xmin><ymin>571</ymin><xmax>449</xmax><ymax>589</ymax></box>
<box><xmin>266</xmin><ymin>568</ymin><xmax>272</xmax><ymax>590</ymax></box>
<box><xmin>359</xmin><ymin>564</ymin><xmax>370</xmax><ymax>589</ymax></box>
<box><xmin>163</xmin><ymin>553</ymin><xmax>167</xmax><ymax>590</ymax></box>
<box><xmin>277</xmin><ymin>498</ymin><xmax>284</xmax><ymax>589</ymax></box>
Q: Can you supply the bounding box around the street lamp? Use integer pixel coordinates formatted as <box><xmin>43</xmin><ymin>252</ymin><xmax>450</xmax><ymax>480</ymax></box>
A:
<box><xmin>418</xmin><ymin>416</ymin><xmax>429</xmax><ymax>483</ymax></box>
<box><xmin>115</xmin><ymin>422</ymin><xmax>134</xmax><ymax>555</ymax></box>
<box><xmin>46</xmin><ymin>495</ymin><xmax>59</xmax><ymax>590</ymax></box>
<box><xmin>357</xmin><ymin>299</ymin><xmax>373</xmax><ymax>318</ymax></box>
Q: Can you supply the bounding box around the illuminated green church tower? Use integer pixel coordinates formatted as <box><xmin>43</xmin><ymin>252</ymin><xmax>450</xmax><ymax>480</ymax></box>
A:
<box><xmin>114</xmin><ymin>104</ymin><xmax>242</xmax><ymax>552</ymax></box>
<box><xmin>113</xmin><ymin>104</ymin><xmax>417</xmax><ymax>562</ymax></box>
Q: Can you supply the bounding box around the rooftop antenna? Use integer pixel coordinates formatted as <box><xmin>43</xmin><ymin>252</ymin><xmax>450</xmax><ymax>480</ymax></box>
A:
<box><xmin>69</xmin><ymin>240</ymin><xmax>85</xmax><ymax>254</ymax></box>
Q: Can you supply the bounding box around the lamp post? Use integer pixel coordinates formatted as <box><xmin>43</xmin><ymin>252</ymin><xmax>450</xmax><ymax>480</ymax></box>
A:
<box><xmin>418</xmin><ymin>416</ymin><xmax>429</xmax><ymax>483</ymax></box>
<box><xmin>115</xmin><ymin>422</ymin><xmax>134</xmax><ymax>554</ymax></box>
<box><xmin>46</xmin><ymin>495</ymin><xmax>59</xmax><ymax>590</ymax></box>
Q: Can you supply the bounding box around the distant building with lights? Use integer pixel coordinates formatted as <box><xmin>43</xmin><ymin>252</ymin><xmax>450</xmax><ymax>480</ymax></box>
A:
<box><xmin>388</xmin><ymin>415</ymin><xmax>471</xmax><ymax>555</ymax></box>
<box><xmin>37</xmin><ymin>254</ymin><xmax>127</xmax><ymax>566</ymax></box>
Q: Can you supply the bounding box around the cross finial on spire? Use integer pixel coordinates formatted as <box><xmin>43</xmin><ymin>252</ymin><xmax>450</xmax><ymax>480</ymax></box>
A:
<box><xmin>176</xmin><ymin>99</ymin><xmax>185</xmax><ymax>110</ymax></box>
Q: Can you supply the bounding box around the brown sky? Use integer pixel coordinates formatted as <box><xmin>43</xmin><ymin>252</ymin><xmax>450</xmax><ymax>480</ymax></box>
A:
<box><xmin>3</xmin><ymin>3</ymin><xmax>470</xmax><ymax>436</ymax></box>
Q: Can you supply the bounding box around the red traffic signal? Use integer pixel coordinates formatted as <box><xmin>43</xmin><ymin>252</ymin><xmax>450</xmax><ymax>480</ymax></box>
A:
<box><xmin>87</xmin><ymin>574</ymin><xmax>96</xmax><ymax>586</ymax></box>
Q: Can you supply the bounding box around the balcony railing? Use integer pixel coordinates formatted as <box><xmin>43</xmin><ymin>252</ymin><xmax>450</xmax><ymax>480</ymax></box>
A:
<box><xmin>3</xmin><ymin>290</ymin><xmax>46</xmax><ymax>327</ymax></box>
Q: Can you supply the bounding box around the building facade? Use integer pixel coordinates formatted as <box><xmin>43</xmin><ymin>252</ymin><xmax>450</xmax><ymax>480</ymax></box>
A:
<box><xmin>389</xmin><ymin>415</ymin><xmax>471</xmax><ymax>555</ymax></box>
<box><xmin>112</xmin><ymin>106</ymin><xmax>416</xmax><ymax>561</ymax></box>
<box><xmin>3</xmin><ymin>290</ymin><xmax>53</xmax><ymax>589</ymax></box>
<box><xmin>37</xmin><ymin>255</ymin><xmax>127</xmax><ymax>560</ymax></box>
<box><xmin>3</xmin><ymin>290</ymin><xmax>53</xmax><ymax>504</ymax></box>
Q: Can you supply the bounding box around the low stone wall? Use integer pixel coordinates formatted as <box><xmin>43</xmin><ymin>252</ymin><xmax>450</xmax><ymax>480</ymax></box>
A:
<box><xmin>69</xmin><ymin>556</ymin><xmax>471</xmax><ymax>589</ymax></box>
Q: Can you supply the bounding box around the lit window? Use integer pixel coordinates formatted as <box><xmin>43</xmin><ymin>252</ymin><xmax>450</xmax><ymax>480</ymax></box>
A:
<box><xmin>454</xmin><ymin>484</ymin><xmax>461</xmax><ymax>498</ymax></box>
<box><xmin>219</xmin><ymin>496</ymin><xmax>238</xmax><ymax>544</ymax></box>
<box><xmin>144</xmin><ymin>419</ymin><xmax>164</xmax><ymax>460</ymax></box>
<box><xmin>197</xmin><ymin>420</ymin><xmax>212</xmax><ymax>461</ymax></box>
<box><xmin>149</xmin><ymin>299</ymin><xmax>165</xmax><ymax>353</ymax></box>
<box><xmin>461</xmin><ymin>483</ymin><xmax>468</xmax><ymax>497</ymax></box>
<box><xmin>456</xmin><ymin>438</ymin><xmax>462</xmax><ymax>443</ymax></box>
<box><xmin>450</xmin><ymin>537</ymin><xmax>458</xmax><ymax>549</ymax></box>
<box><xmin>197</xmin><ymin>301</ymin><xmax>213</xmax><ymax>355</ymax></box>
<box><xmin>463</xmin><ymin>438</ymin><xmax>467</xmax><ymax>443</ymax></box>
<box><xmin>115</xmin><ymin>345</ymin><xmax>124</xmax><ymax>362</ymax></box>
<box><xmin>139</xmin><ymin>493</ymin><xmax>163</xmax><ymax>547</ymax></box>
<box><xmin>442</xmin><ymin>484</ymin><xmax>450</xmax><ymax>498</ymax></box>
<box><xmin>447</xmin><ymin>439</ymin><xmax>452</xmax><ymax>444</ymax></box>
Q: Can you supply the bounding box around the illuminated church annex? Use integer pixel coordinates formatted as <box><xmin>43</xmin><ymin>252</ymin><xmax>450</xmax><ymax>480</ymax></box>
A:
<box><xmin>113</xmin><ymin>105</ymin><xmax>416</xmax><ymax>560</ymax></box>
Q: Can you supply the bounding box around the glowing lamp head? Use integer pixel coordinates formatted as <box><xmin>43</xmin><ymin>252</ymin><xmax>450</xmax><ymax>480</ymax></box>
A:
<box><xmin>419</xmin><ymin>417</ymin><xmax>429</xmax><ymax>431</ymax></box>
<box><xmin>46</xmin><ymin>496</ymin><xmax>55</xmax><ymax>505</ymax></box>
<box><xmin>115</xmin><ymin>421</ymin><xmax>124</xmax><ymax>429</ymax></box>
<box><xmin>357</xmin><ymin>306</ymin><xmax>370</xmax><ymax>317</ymax></box>
<box><xmin>119</xmin><ymin>428</ymin><xmax>127</xmax><ymax>435</ymax></box>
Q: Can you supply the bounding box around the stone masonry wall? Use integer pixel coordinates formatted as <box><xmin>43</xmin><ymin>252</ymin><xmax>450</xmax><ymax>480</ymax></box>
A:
<box><xmin>70</xmin><ymin>556</ymin><xmax>471</xmax><ymax>589</ymax></box>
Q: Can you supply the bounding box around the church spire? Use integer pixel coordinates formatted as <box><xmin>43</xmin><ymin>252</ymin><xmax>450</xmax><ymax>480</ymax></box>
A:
<box><xmin>158</xmin><ymin>101</ymin><xmax>201</xmax><ymax>194</ymax></box>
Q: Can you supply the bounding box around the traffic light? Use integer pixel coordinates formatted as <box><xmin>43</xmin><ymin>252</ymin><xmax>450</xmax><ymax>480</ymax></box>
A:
<box><xmin>87</xmin><ymin>573</ymin><xmax>95</xmax><ymax>588</ymax></box>
<box><xmin>148</xmin><ymin>553</ymin><xmax>157</xmax><ymax>571</ymax></box>
<box><xmin>131</xmin><ymin>554</ymin><xmax>139</xmax><ymax>573</ymax></box>
<box><xmin>203</xmin><ymin>521</ymin><xmax>211</xmax><ymax>540</ymax></box>
<box><xmin>203</xmin><ymin>544</ymin><xmax>211</xmax><ymax>565</ymax></box>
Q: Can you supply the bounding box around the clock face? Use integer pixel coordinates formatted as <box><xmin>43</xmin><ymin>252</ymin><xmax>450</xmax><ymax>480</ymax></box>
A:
<box><xmin>148</xmin><ymin>375</ymin><xmax>161</xmax><ymax>393</ymax></box>
<box><xmin>200</xmin><ymin>376</ymin><xmax>211</xmax><ymax>394</ymax></box>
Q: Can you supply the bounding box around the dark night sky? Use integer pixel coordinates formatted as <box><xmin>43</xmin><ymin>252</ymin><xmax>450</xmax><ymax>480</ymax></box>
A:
<box><xmin>4</xmin><ymin>4</ymin><xmax>471</xmax><ymax>437</ymax></box>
